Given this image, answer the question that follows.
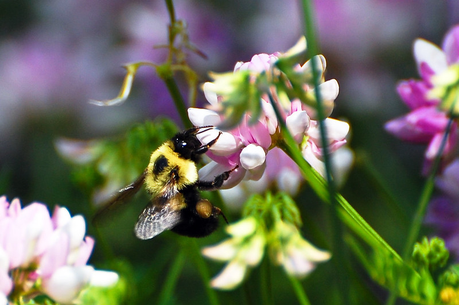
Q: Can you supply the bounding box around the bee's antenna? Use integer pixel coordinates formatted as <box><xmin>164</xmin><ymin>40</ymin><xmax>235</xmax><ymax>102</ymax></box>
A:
<box><xmin>219</xmin><ymin>210</ymin><xmax>229</xmax><ymax>224</ymax></box>
<box><xmin>196</xmin><ymin>125</ymin><xmax>215</xmax><ymax>135</ymax></box>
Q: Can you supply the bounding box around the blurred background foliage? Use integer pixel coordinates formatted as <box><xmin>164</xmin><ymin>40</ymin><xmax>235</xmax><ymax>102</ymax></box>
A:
<box><xmin>1</xmin><ymin>0</ymin><xmax>459</xmax><ymax>304</ymax></box>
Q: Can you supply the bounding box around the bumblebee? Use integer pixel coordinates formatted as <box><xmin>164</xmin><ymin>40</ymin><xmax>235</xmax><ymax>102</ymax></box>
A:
<box><xmin>95</xmin><ymin>126</ymin><xmax>236</xmax><ymax>240</ymax></box>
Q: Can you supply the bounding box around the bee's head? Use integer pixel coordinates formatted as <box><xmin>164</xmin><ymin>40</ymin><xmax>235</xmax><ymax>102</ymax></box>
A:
<box><xmin>172</xmin><ymin>129</ymin><xmax>203</xmax><ymax>161</ymax></box>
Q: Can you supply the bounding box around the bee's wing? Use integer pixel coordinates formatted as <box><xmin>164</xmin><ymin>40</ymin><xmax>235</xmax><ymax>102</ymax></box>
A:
<box><xmin>135</xmin><ymin>195</ymin><xmax>183</xmax><ymax>240</ymax></box>
<box><xmin>93</xmin><ymin>170</ymin><xmax>147</xmax><ymax>224</ymax></box>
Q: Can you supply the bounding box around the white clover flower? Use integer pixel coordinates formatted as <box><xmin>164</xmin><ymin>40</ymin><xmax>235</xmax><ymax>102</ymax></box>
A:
<box><xmin>202</xmin><ymin>217</ymin><xmax>266</xmax><ymax>290</ymax></box>
<box><xmin>270</xmin><ymin>221</ymin><xmax>331</xmax><ymax>279</ymax></box>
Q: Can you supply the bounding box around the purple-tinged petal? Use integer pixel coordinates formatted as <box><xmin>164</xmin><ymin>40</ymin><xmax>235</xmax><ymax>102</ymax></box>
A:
<box><xmin>39</xmin><ymin>232</ymin><xmax>70</xmax><ymax>278</ymax></box>
<box><xmin>442</xmin><ymin>25</ymin><xmax>459</xmax><ymax>64</ymax></box>
<box><xmin>302</xmin><ymin>144</ymin><xmax>325</xmax><ymax>177</ymax></box>
<box><xmin>52</xmin><ymin>206</ymin><xmax>71</xmax><ymax>229</ymax></box>
<box><xmin>0</xmin><ymin>272</ymin><xmax>12</xmax><ymax>296</ymax></box>
<box><xmin>413</xmin><ymin>39</ymin><xmax>448</xmax><ymax>77</ymax></box>
<box><xmin>74</xmin><ymin>237</ymin><xmax>94</xmax><ymax>266</ymax></box>
<box><xmin>286</xmin><ymin>111</ymin><xmax>309</xmax><ymax>143</ymax></box>
<box><xmin>405</xmin><ymin>107</ymin><xmax>448</xmax><ymax>133</ymax></box>
<box><xmin>397</xmin><ymin>80</ymin><xmax>436</xmax><ymax>109</ymax></box>
<box><xmin>436</xmin><ymin>159</ymin><xmax>459</xmax><ymax>200</ymax></box>
<box><xmin>8</xmin><ymin>199</ymin><xmax>21</xmax><ymax>218</ymax></box>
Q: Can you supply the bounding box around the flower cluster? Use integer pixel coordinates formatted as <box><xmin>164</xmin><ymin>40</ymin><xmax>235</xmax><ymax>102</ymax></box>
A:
<box><xmin>385</xmin><ymin>25</ymin><xmax>459</xmax><ymax>174</ymax></box>
<box><xmin>188</xmin><ymin>40</ymin><xmax>350</xmax><ymax>190</ymax></box>
<box><xmin>0</xmin><ymin>196</ymin><xmax>118</xmax><ymax>304</ymax></box>
<box><xmin>202</xmin><ymin>216</ymin><xmax>330</xmax><ymax>290</ymax></box>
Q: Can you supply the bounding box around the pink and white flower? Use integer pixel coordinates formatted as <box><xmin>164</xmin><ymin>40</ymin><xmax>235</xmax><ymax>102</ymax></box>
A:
<box><xmin>0</xmin><ymin>196</ymin><xmax>118</xmax><ymax>304</ymax></box>
<box><xmin>189</xmin><ymin>44</ymin><xmax>349</xmax><ymax>188</ymax></box>
<box><xmin>385</xmin><ymin>25</ymin><xmax>459</xmax><ymax>174</ymax></box>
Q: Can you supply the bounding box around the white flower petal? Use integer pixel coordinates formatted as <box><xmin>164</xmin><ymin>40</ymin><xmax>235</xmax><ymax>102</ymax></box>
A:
<box><xmin>414</xmin><ymin>38</ymin><xmax>448</xmax><ymax>75</ymax></box>
<box><xmin>188</xmin><ymin>108</ymin><xmax>222</xmax><ymax>127</ymax></box>
<box><xmin>243</xmin><ymin>234</ymin><xmax>265</xmax><ymax>266</ymax></box>
<box><xmin>63</xmin><ymin>215</ymin><xmax>86</xmax><ymax>250</ymax></box>
<box><xmin>226</xmin><ymin>217</ymin><xmax>257</xmax><ymax>237</ymax></box>
<box><xmin>331</xmin><ymin>147</ymin><xmax>354</xmax><ymax>188</ymax></box>
<box><xmin>202</xmin><ymin>82</ymin><xmax>219</xmax><ymax>106</ymax></box>
<box><xmin>196</xmin><ymin>130</ymin><xmax>240</xmax><ymax>156</ymax></box>
<box><xmin>202</xmin><ymin>239</ymin><xmax>239</xmax><ymax>261</ymax></box>
<box><xmin>89</xmin><ymin>270</ymin><xmax>119</xmax><ymax>287</ymax></box>
<box><xmin>0</xmin><ymin>292</ymin><xmax>7</xmax><ymax>305</ymax></box>
<box><xmin>0</xmin><ymin>247</ymin><xmax>8</xmax><ymax>272</ymax></box>
<box><xmin>198</xmin><ymin>161</ymin><xmax>245</xmax><ymax>189</ymax></box>
<box><xmin>43</xmin><ymin>265</ymin><xmax>94</xmax><ymax>304</ymax></box>
<box><xmin>286</xmin><ymin>111</ymin><xmax>309</xmax><ymax>143</ymax></box>
<box><xmin>302</xmin><ymin>144</ymin><xmax>325</xmax><ymax>177</ymax></box>
<box><xmin>210</xmin><ymin>260</ymin><xmax>247</xmax><ymax>290</ymax></box>
<box><xmin>308</xmin><ymin>119</ymin><xmax>349</xmax><ymax>144</ymax></box>
<box><xmin>53</xmin><ymin>207</ymin><xmax>72</xmax><ymax>229</ymax></box>
<box><xmin>240</xmin><ymin>144</ymin><xmax>266</xmax><ymax>170</ymax></box>
<box><xmin>318</xmin><ymin>79</ymin><xmax>339</xmax><ymax>101</ymax></box>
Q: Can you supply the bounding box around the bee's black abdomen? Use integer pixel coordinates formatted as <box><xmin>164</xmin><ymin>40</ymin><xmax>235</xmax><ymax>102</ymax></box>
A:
<box><xmin>170</xmin><ymin>187</ymin><xmax>220</xmax><ymax>237</ymax></box>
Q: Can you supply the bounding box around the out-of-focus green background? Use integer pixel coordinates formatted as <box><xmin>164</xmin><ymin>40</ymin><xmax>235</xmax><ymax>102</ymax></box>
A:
<box><xmin>1</xmin><ymin>0</ymin><xmax>458</xmax><ymax>303</ymax></box>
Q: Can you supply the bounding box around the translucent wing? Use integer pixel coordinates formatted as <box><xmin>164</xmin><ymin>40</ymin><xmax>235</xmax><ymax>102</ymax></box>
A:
<box><xmin>93</xmin><ymin>170</ymin><xmax>147</xmax><ymax>224</ymax></box>
<box><xmin>134</xmin><ymin>195</ymin><xmax>184</xmax><ymax>240</ymax></box>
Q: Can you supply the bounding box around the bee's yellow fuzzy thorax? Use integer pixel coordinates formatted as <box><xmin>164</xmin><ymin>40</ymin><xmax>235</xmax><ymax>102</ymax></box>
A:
<box><xmin>144</xmin><ymin>142</ymin><xmax>199</xmax><ymax>195</ymax></box>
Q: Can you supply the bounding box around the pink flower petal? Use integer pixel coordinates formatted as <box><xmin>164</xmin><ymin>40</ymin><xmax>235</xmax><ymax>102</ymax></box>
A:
<box><xmin>442</xmin><ymin>25</ymin><xmax>459</xmax><ymax>64</ymax></box>
<box><xmin>396</xmin><ymin>80</ymin><xmax>435</xmax><ymax>109</ymax></box>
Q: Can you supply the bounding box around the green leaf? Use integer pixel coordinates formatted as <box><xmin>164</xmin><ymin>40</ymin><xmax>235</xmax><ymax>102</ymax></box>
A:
<box><xmin>348</xmin><ymin>236</ymin><xmax>437</xmax><ymax>304</ymax></box>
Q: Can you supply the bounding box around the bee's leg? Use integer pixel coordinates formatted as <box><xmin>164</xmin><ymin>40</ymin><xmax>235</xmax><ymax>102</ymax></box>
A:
<box><xmin>195</xmin><ymin>131</ymin><xmax>222</xmax><ymax>155</ymax></box>
<box><xmin>197</xmin><ymin>165</ymin><xmax>238</xmax><ymax>190</ymax></box>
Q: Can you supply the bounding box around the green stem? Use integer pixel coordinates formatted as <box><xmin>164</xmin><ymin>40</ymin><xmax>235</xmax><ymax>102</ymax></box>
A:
<box><xmin>385</xmin><ymin>115</ymin><xmax>456</xmax><ymax>305</ymax></box>
<box><xmin>288</xmin><ymin>275</ymin><xmax>311</xmax><ymax>305</ymax></box>
<box><xmin>158</xmin><ymin>250</ymin><xmax>185</xmax><ymax>305</ymax></box>
<box><xmin>188</xmin><ymin>240</ymin><xmax>220</xmax><ymax>305</ymax></box>
<box><xmin>299</xmin><ymin>0</ymin><xmax>349</xmax><ymax>302</ymax></box>
<box><xmin>261</xmin><ymin>256</ymin><xmax>273</xmax><ymax>305</ymax></box>
<box><xmin>157</xmin><ymin>64</ymin><xmax>192</xmax><ymax>129</ymax></box>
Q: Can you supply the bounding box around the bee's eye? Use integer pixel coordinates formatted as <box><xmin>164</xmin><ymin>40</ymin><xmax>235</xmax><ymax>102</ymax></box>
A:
<box><xmin>153</xmin><ymin>155</ymin><xmax>169</xmax><ymax>175</ymax></box>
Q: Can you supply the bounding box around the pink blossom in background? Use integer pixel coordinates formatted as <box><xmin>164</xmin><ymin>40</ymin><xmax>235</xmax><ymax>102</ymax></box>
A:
<box><xmin>385</xmin><ymin>25</ymin><xmax>459</xmax><ymax>174</ymax></box>
<box><xmin>0</xmin><ymin>196</ymin><xmax>117</xmax><ymax>304</ymax></box>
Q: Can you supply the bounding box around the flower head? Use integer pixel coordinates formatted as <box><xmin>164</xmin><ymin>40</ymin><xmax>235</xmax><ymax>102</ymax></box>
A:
<box><xmin>385</xmin><ymin>25</ymin><xmax>459</xmax><ymax>174</ymax></box>
<box><xmin>202</xmin><ymin>217</ymin><xmax>266</xmax><ymax>290</ymax></box>
<box><xmin>189</xmin><ymin>39</ymin><xmax>350</xmax><ymax>189</ymax></box>
<box><xmin>269</xmin><ymin>221</ymin><xmax>331</xmax><ymax>278</ymax></box>
<box><xmin>0</xmin><ymin>196</ymin><xmax>118</xmax><ymax>304</ymax></box>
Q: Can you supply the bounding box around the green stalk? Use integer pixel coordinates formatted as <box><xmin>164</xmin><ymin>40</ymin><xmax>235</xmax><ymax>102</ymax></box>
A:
<box><xmin>157</xmin><ymin>64</ymin><xmax>192</xmax><ymax>129</ymax></box>
<box><xmin>299</xmin><ymin>0</ymin><xmax>349</xmax><ymax>302</ymax></box>
<box><xmin>386</xmin><ymin>115</ymin><xmax>456</xmax><ymax>305</ymax></box>
<box><xmin>188</xmin><ymin>240</ymin><xmax>220</xmax><ymax>305</ymax></box>
<box><xmin>288</xmin><ymin>275</ymin><xmax>311</xmax><ymax>305</ymax></box>
<box><xmin>158</xmin><ymin>250</ymin><xmax>185</xmax><ymax>305</ymax></box>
